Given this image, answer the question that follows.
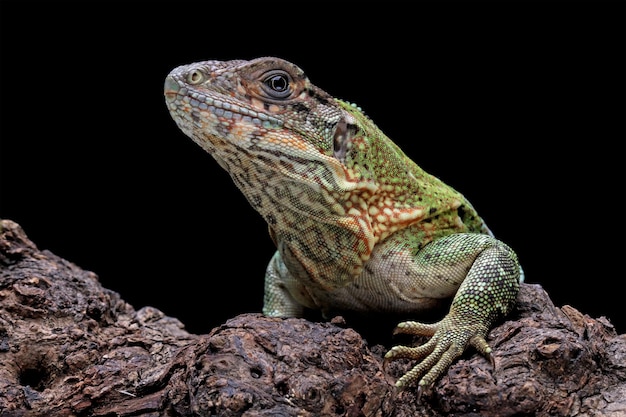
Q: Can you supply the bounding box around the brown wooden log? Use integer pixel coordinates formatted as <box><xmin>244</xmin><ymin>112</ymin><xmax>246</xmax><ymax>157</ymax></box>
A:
<box><xmin>0</xmin><ymin>219</ymin><xmax>624</xmax><ymax>416</ymax></box>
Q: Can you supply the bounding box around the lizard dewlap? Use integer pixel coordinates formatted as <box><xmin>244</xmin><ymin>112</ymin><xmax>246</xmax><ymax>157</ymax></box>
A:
<box><xmin>164</xmin><ymin>57</ymin><xmax>524</xmax><ymax>395</ymax></box>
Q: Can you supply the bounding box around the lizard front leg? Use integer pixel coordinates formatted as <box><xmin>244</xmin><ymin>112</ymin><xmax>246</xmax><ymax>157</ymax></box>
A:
<box><xmin>384</xmin><ymin>233</ymin><xmax>522</xmax><ymax>396</ymax></box>
<box><xmin>263</xmin><ymin>250</ymin><xmax>313</xmax><ymax>318</ymax></box>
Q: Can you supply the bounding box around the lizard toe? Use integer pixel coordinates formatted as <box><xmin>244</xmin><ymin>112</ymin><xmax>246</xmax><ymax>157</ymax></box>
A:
<box><xmin>393</xmin><ymin>337</ymin><xmax>460</xmax><ymax>389</ymax></box>
<box><xmin>392</xmin><ymin>320</ymin><xmax>439</xmax><ymax>337</ymax></box>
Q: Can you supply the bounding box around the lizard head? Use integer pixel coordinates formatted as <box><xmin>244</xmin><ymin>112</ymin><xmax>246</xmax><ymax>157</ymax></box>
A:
<box><xmin>164</xmin><ymin>57</ymin><xmax>375</xmax><ymax>194</ymax></box>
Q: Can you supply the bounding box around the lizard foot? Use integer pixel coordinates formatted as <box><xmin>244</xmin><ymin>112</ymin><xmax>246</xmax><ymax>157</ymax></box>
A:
<box><xmin>383</xmin><ymin>315</ymin><xmax>494</xmax><ymax>397</ymax></box>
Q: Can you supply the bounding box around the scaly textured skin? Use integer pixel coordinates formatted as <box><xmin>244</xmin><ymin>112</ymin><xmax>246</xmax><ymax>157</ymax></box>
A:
<box><xmin>164</xmin><ymin>57</ymin><xmax>524</xmax><ymax>396</ymax></box>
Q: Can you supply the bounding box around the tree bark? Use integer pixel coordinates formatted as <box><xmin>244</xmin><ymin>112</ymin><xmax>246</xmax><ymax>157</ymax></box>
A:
<box><xmin>0</xmin><ymin>219</ymin><xmax>624</xmax><ymax>417</ymax></box>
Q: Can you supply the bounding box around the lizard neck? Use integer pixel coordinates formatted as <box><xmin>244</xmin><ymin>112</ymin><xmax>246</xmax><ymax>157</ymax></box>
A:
<box><xmin>226</xmin><ymin>118</ymin><xmax>468</xmax><ymax>291</ymax></box>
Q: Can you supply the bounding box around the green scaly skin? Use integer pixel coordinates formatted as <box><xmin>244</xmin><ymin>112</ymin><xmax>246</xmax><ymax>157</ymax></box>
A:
<box><xmin>164</xmin><ymin>57</ymin><xmax>523</xmax><ymax>397</ymax></box>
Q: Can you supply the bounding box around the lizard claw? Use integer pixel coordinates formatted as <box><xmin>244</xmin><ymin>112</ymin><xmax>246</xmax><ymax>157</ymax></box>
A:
<box><xmin>469</xmin><ymin>333</ymin><xmax>496</xmax><ymax>368</ymax></box>
<box><xmin>416</xmin><ymin>385</ymin><xmax>424</xmax><ymax>404</ymax></box>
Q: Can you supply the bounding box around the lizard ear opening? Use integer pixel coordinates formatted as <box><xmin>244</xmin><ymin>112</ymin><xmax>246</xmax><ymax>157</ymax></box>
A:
<box><xmin>333</xmin><ymin>117</ymin><xmax>358</xmax><ymax>163</ymax></box>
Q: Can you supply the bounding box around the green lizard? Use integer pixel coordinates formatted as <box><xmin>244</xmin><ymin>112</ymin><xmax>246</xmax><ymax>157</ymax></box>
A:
<box><xmin>164</xmin><ymin>57</ymin><xmax>524</xmax><ymax>398</ymax></box>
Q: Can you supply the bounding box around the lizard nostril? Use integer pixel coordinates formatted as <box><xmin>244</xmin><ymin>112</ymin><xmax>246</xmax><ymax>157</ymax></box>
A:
<box><xmin>164</xmin><ymin>77</ymin><xmax>180</xmax><ymax>101</ymax></box>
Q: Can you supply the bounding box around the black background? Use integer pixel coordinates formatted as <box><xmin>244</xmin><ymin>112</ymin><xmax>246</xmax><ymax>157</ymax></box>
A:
<box><xmin>1</xmin><ymin>1</ymin><xmax>624</xmax><ymax>336</ymax></box>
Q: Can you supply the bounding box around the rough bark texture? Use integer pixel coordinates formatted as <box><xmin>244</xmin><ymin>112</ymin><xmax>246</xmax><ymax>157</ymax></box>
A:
<box><xmin>0</xmin><ymin>219</ymin><xmax>624</xmax><ymax>417</ymax></box>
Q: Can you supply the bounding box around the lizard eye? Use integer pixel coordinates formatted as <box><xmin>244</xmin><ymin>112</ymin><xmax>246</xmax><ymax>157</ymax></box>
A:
<box><xmin>261</xmin><ymin>71</ymin><xmax>293</xmax><ymax>99</ymax></box>
<box><xmin>187</xmin><ymin>69</ymin><xmax>205</xmax><ymax>85</ymax></box>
